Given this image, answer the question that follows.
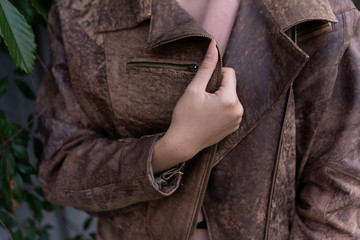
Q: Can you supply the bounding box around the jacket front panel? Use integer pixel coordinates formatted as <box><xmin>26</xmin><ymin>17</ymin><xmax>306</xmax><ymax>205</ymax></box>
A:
<box><xmin>35</xmin><ymin>0</ymin><xmax>360</xmax><ymax>239</ymax></box>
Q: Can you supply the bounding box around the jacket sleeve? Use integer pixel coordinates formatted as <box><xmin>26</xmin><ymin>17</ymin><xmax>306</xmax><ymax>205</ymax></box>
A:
<box><xmin>290</xmin><ymin>8</ymin><xmax>360</xmax><ymax>239</ymax></box>
<box><xmin>35</xmin><ymin>4</ymin><xmax>183</xmax><ymax>215</ymax></box>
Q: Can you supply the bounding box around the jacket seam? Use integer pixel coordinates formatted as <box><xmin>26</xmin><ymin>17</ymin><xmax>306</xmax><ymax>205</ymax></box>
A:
<box><xmin>186</xmin><ymin>148</ymin><xmax>214</xmax><ymax>240</ymax></box>
<box><xmin>321</xmin><ymin>167</ymin><xmax>335</xmax><ymax>240</ymax></box>
<box><xmin>47</xmin><ymin>174</ymin><xmax>149</xmax><ymax>193</ymax></box>
<box><xmin>264</xmin><ymin>86</ymin><xmax>293</xmax><ymax>240</ymax></box>
<box><xmin>341</xmin><ymin>12</ymin><xmax>347</xmax><ymax>61</ymax></box>
<box><xmin>103</xmin><ymin>34</ymin><xmax>117</xmax><ymax>115</ymax></box>
<box><xmin>334</xmin><ymin>6</ymin><xmax>357</xmax><ymax>15</ymax></box>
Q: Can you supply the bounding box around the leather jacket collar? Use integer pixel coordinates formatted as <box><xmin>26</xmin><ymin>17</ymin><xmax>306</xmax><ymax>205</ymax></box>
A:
<box><xmin>95</xmin><ymin>0</ymin><xmax>337</xmax><ymax>34</ymax></box>
<box><xmin>261</xmin><ymin>0</ymin><xmax>337</xmax><ymax>31</ymax></box>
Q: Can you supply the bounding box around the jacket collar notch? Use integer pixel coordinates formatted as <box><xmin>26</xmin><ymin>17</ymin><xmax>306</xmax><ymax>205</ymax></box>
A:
<box><xmin>260</xmin><ymin>0</ymin><xmax>338</xmax><ymax>32</ymax></box>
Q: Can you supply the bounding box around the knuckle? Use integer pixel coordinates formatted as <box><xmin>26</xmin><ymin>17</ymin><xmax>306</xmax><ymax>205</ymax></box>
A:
<box><xmin>230</xmin><ymin>101</ymin><xmax>244</xmax><ymax>121</ymax></box>
<box><xmin>221</xmin><ymin>95</ymin><xmax>239</xmax><ymax>109</ymax></box>
<box><xmin>233</xmin><ymin>124</ymin><xmax>240</xmax><ymax>132</ymax></box>
<box><xmin>186</xmin><ymin>85</ymin><xmax>198</xmax><ymax>95</ymax></box>
<box><xmin>201</xmin><ymin>61</ymin><xmax>216</xmax><ymax>71</ymax></box>
<box><xmin>237</xmin><ymin>103</ymin><xmax>244</xmax><ymax>116</ymax></box>
<box><xmin>223</xmin><ymin>67</ymin><xmax>236</xmax><ymax>77</ymax></box>
<box><xmin>221</xmin><ymin>97</ymin><xmax>234</xmax><ymax>108</ymax></box>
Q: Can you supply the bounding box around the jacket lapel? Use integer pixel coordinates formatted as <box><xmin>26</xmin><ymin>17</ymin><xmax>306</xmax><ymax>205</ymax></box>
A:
<box><xmin>213</xmin><ymin>0</ymin><xmax>337</xmax><ymax>165</ymax></box>
<box><xmin>147</xmin><ymin>0</ymin><xmax>211</xmax><ymax>48</ymax></box>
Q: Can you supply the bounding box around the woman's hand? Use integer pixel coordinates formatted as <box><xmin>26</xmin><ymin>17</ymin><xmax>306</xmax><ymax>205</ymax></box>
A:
<box><xmin>152</xmin><ymin>40</ymin><xmax>244</xmax><ymax>173</ymax></box>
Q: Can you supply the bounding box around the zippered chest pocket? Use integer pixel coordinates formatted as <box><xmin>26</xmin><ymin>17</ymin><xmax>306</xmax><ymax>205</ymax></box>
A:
<box><xmin>127</xmin><ymin>61</ymin><xmax>199</xmax><ymax>72</ymax></box>
<box><xmin>117</xmin><ymin>59</ymin><xmax>199</xmax><ymax>136</ymax></box>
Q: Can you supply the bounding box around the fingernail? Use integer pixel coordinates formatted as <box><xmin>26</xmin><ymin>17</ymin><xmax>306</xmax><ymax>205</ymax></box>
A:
<box><xmin>206</xmin><ymin>39</ymin><xmax>216</xmax><ymax>57</ymax></box>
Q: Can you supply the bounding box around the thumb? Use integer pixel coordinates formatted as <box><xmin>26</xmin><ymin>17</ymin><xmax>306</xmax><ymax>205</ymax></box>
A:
<box><xmin>188</xmin><ymin>39</ymin><xmax>218</xmax><ymax>91</ymax></box>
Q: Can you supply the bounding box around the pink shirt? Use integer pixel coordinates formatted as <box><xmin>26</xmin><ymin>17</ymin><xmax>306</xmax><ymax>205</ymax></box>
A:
<box><xmin>176</xmin><ymin>0</ymin><xmax>241</xmax><ymax>54</ymax></box>
<box><xmin>175</xmin><ymin>1</ymin><xmax>241</xmax><ymax>239</ymax></box>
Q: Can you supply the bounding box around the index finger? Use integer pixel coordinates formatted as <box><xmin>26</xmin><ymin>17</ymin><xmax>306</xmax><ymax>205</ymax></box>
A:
<box><xmin>187</xmin><ymin>39</ymin><xmax>219</xmax><ymax>91</ymax></box>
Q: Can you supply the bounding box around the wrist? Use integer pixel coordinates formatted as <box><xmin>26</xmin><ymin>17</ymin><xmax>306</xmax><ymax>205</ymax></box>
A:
<box><xmin>152</xmin><ymin>132</ymin><xmax>196</xmax><ymax>174</ymax></box>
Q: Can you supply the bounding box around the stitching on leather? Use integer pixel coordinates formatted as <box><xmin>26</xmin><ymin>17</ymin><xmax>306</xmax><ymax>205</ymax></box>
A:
<box><xmin>57</xmin><ymin>173</ymin><xmax>148</xmax><ymax>193</ymax></box>
<box><xmin>185</xmin><ymin>149</ymin><xmax>212</xmax><ymax>239</ymax></box>
<box><xmin>322</xmin><ymin>167</ymin><xmax>335</xmax><ymax>240</ymax></box>
<box><xmin>337</xmin><ymin>12</ymin><xmax>347</xmax><ymax>66</ymax></box>
<box><xmin>103</xmin><ymin>34</ymin><xmax>117</xmax><ymax>115</ymax></box>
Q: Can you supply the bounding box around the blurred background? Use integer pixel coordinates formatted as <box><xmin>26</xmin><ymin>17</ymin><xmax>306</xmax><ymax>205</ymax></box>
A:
<box><xmin>0</xmin><ymin>0</ymin><xmax>96</xmax><ymax>239</ymax></box>
<box><xmin>0</xmin><ymin>0</ymin><xmax>360</xmax><ymax>239</ymax></box>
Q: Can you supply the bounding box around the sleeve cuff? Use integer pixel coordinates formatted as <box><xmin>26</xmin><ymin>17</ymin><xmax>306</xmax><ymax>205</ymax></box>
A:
<box><xmin>147</xmin><ymin>135</ymin><xmax>185</xmax><ymax>192</ymax></box>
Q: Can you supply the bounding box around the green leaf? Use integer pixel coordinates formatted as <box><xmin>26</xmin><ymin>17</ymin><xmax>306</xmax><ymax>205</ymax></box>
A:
<box><xmin>33</xmin><ymin>137</ymin><xmax>43</xmax><ymax>160</ymax></box>
<box><xmin>0</xmin><ymin>110</ymin><xmax>9</xmax><ymax>138</ymax></box>
<box><xmin>83</xmin><ymin>217</ymin><xmax>93</xmax><ymax>231</ymax></box>
<box><xmin>27</xmin><ymin>113</ymin><xmax>34</xmax><ymax>129</ymax></box>
<box><xmin>8</xmin><ymin>152</ymin><xmax>16</xmax><ymax>177</ymax></box>
<box><xmin>14</xmin><ymin>78</ymin><xmax>36</xmax><ymax>100</ymax></box>
<box><xmin>9</xmin><ymin>121</ymin><xmax>29</xmax><ymax>146</ymax></box>
<box><xmin>0</xmin><ymin>180</ymin><xmax>13</xmax><ymax>212</ymax></box>
<box><xmin>16</xmin><ymin>162</ymin><xmax>35</xmax><ymax>175</ymax></box>
<box><xmin>9</xmin><ymin>0</ymin><xmax>35</xmax><ymax>23</ymax></box>
<box><xmin>11</xmin><ymin>143</ymin><xmax>28</xmax><ymax>163</ymax></box>
<box><xmin>30</xmin><ymin>0</ymin><xmax>46</xmax><ymax>23</ymax></box>
<box><xmin>12</xmin><ymin>172</ymin><xmax>24</xmax><ymax>203</ymax></box>
<box><xmin>0</xmin><ymin>77</ymin><xmax>8</xmax><ymax>98</ymax></box>
<box><xmin>0</xmin><ymin>0</ymin><xmax>36</xmax><ymax>73</ymax></box>
<box><xmin>24</xmin><ymin>223</ymin><xmax>37</xmax><ymax>239</ymax></box>
<box><xmin>1</xmin><ymin>151</ymin><xmax>16</xmax><ymax>177</ymax></box>
<box><xmin>27</xmin><ymin>193</ymin><xmax>43</xmax><ymax>222</ymax></box>
<box><xmin>12</xmin><ymin>229</ymin><xmax>23</xmax><ymax>240</ymax></box>
<box><xmin>0</xmin><ymin>209</ymin><xmax>16</xmax><ymax>228</ymax></box>
<box><xmin>0</xmin><ymin>149</ymin><xmax>7</xmax><ymax>178</ymax></box>
<box><xmin>42</xmin><ymin>200</ymin><xmax>61</xmax><ymax>212</ymax></box>
<box><xmin>38</xmin><ymin>230</ymin><xmax>50</xmax><ymax>240</ymax></box>
<box><xmin>34</xmin><ymin>187</ymin><xmax>43</xmax><ymax>196</ymax></box>
<box><xmin>90</xmin><ymin>233</ymin><xmax>96</xmax><ymax>240</ymax></box>
<box><xmin>0</xmin><ymin>108</ymin><xmax>5</xmax><ymax>120</ymax></box>
<box><xmin>69</xmin><ymin>235</ymin><xmax>82</xmax><ymax>240</ymax></box>
<box><xmin>41</xmin><ymin>224</ymin><xmax>52</xmax><ymax>232</ymax></box>
<box><xmin>13</xmin><ymin>67</ymin><xmax>27</xmax><ymax>76</ymax></box>
<box><xmin>354</xmin><ymin>0</ymin><xmax>360</xmax><ymax>10</ymax></box>
<box><xmin>36</xmin><ymin>224</ymin><xmax>52</xmax><ymax>240</ymax></box>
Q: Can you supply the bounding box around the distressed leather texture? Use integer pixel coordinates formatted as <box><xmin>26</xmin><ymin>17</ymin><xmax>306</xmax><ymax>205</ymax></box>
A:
<box><xmin>36</xmin><ymin>0</ymin><xmax>360</xmax><ymax>239</ymax></box>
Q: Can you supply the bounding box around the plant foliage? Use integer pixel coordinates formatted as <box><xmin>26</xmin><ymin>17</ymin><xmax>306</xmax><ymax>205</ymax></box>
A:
<box><xmin>0</xmin><ymin>0</ymin><xmax>96</xmax><ymax>239</ymax></box>
<box><xmin>0</xmin><ymin>0</ymin><xmax>36</xmax><ymax>74</ymax></box>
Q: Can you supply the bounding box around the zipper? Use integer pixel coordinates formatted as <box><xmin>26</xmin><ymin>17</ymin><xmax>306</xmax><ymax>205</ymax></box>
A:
<box><xmin>296</xmin><ymin>21</ymin><xmax>331</xmax><ymax>39</ymax></box>
<box><xmin>264</xmin><ymin>29</ymin><xmax>297</xmax><ymax>240</ymax></box>
<box><xmin>127</xmin><ymin>62</ymin><xmax>199</xmax><ymax>72</ymax></box>
<box><xmin>294</xmin><ymin>25</ymin><xmax>298</xmax><ymax>44</ymax></box>
<box><xmin>148</xmin><ymin>34</ymin><xmax>224</xmax><ymax>87</ymax></box>
<box><xmin>264</xmin><ymin>86</ymin><xmax>293</xmax><ymax>240</ymax></box>
<box><xmin>187</xmin><ymin>144</ymin><xmax>217</xmax><ymax>240</ymax></box>
<box><xmin>149</xmin><ymin>34</ymin><xmax>223</xmax><ymax>240</ymax></box>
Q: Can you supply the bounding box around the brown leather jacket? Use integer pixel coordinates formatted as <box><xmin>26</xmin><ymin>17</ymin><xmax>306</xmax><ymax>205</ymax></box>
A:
<box><xmin>36</xmin><ymin>0</ymin><xmax>360</xmax><ymax>239</ymax></box>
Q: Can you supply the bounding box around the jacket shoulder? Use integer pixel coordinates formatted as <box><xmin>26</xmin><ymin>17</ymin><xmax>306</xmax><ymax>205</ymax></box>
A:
<box><xmin>53</xmin><ymin>0</ymin><xmax>103</xmax><ymax>46</ymax></box>
<box><xmin>328</xmin><ymin>0</ymin><xmax>357</xmax><ymax>14</ymax></box>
